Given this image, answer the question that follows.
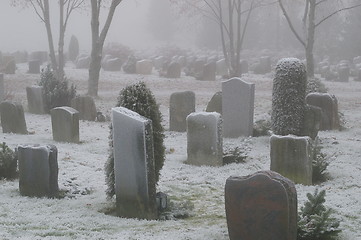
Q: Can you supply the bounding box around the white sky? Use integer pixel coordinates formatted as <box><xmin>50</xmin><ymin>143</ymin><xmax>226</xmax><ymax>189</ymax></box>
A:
<box><xmin>0</xmin><ymin>0</ymin><xmax>155</xmax><ymax>53</ymax></box>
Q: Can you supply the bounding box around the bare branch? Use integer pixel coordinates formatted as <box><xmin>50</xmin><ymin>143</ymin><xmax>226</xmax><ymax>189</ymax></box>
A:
<box><xmin>315</xmin><ymin>3</ymin><xmax>361</xmax><ymax>28</ymax></box>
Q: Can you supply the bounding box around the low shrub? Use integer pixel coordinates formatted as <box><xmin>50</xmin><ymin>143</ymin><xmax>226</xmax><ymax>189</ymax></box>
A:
<box><xmin>0</xmin><ymin>142</ymin><xmax>17</xmax><ymax>179</ymax></box>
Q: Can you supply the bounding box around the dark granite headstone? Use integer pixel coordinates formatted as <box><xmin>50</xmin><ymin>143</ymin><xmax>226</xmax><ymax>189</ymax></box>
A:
<box><xmin>166</xmin><ymin>62</ymin><xmax>181</xmax><ymax>78</ymax></box>
<box><xmin>205</xmin><ymin>91</ymin><xmax>222</xmax><ymax>114</ymax></box>
<box><xmin>0</xmin><ymin>101</ymin><xmax>27</xmax><ymax>134</ymax></box>
<box><xmin>51</xmin><ymin>107</ymin><xmax>79</xmax><ymax>143</ymax></box>
<box><xmin>169</xmin><ymin>91</ymin><xmax>195</xmax><ymax>132</ymax></box>
<box><xmin>70</xmin><ymin>96</ymin><xmax>97</xmax><ymax>121</ymax></box>
<box><xmin>26</xmin><ymin>86</ymin><xmax>45</xmax><ymax>114</ymax></box>
<box><xmin>28</xmin><ymin>60</ymin><xmax>41</xmax><ymax>74</ymax></box>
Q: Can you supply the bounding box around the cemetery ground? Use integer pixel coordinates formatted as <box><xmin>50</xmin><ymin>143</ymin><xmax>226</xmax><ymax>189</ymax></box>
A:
<box><xmin>1</xmin><ymin>63</ymin><xmax>361</xmax><ymax>239</ymax></box>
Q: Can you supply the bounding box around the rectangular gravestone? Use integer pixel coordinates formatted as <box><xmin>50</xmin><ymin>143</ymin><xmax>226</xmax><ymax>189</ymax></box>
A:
<box><xmin>18</xmin><ymin>144</ymin><xmax>59</xmax><ymax>198</ymax></box>
<box><xmin>70</xmin><ymin>96</ymin><xmax>97</xmax><ymax>121</ymax></box>
<box><xmin>28</xmin><ymin>60</ymin><xmax>41</xmax><ymax>74</ymax></box>
<box><xmin>0</xmin><ymin>101</ymin><xmax>28</xmax><ymax>134</ymax></box>
<box><xmin>136</xmin><ymin>59</ymin><xmax>153</xmax><ymax>75</ymax></box>
<box><xmin>51</xmin><ymin>107</ymin><xmax>79</xmax><ymax>143</ymax></box>
<box><xmin>0</xmin><ymin>74</ymin><xmax>4</xmax><ymax>102</ymax></box>
<box><xmin>112</xmin><ymin>107</ymin><xmax>157</xmax><ymax>220</ymax></box>
<box><xmin>186</xmin><ymin>112</ymin><xmax>223</xmax><ymax>166</ymax></box>
<box><xmin>225</xmin><ymin>170</ymin><xmax>297</xmax><ymax>240</ymax></box>
<box><xmin>169</xmin><ymin>91</ymin><xmax>195</xmax><ymax>132</ymax></box>
<box><xmin>26</xmin><ymin>86</ymin><xmax>45</xmax><ymax>114</ymax></box>
<box><xmin>222</xmin><ymin>77</ymin><xmax>255</xmax><ymax>138</ymax></box>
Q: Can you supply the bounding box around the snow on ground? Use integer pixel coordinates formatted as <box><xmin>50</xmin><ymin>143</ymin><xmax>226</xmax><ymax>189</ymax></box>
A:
<box><xmin>0</xmin><ymin>63</ymin><xmax>361</xmax><ymax>239</ymax></box>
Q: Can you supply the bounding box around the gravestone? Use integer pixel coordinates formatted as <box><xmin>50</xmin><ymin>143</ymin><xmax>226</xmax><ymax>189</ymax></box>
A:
<box><xmin>270</xmin><ymin>135</ymin><xmax>313</xmax><ymax>185</ymax></box>
<box><xmin>202</xmin><ymin>61</ymin><xmax>216</xmax><ymax>81</ymax></box>
<box><xmin>29</xmin><ymin>51</ymin><xmax>48</xmax><ymax>64</ymax></box>
<box><xmin>222</xmin><ymin>78</ymin><xmax>255</xmax><ymax>137</ymax></box>
<box><xmin>2</xmin><ymin>56</ymin><xmax>16</xmax><ymax>74</ymax></box>
<box><xmin>136</xmin><ymin>59</ymin><xmax>153</xmax><ymax>75</ymax></box>
<box><xmin>0</xmin><ymin>101</ymin><xmax>27</xmax><ymax>134</ymax></box>
<box><xmin>186</xmin><ymin>112</ymin><xmax>223</xmax><ymax>166</ymax></box>
<box><xmin>153</xmin><ymin>56</ymin><xmax>164</xmax><ymax>70</ymax></box>
<box><xmin>0</xmin><ymin>74</ymin><xmax>4</xmax><ymax>102</ymax></box>
<box><xmin>305</xmin><ymin>93</ymin><xmax>339</xmax><ymax>130</ymax></box>
<box><xmin>112</xmin><ymin>107</ymin><xmax>157</xmax><ymax>220</ymax></box>
<box><xmin>75</xmin><ymin>55</ymin><xmax>90</xmax><ymax>69</ymax></box>
<box><xmin>205</xmin><ymin>91</ymin><xmax>222</xmax><ymax>114</ymax></box>
<box><xmin>169</xmin><ymin>91</ymin><xmax>195</xmax><ymax>132</ymax></box>
<box><xmin>28</xmin><ymin>60</ymin><xmax>41</xmax><ymax>74</ymax></box>
<box><xmin>123</xmin><ymin>55</ymin><xmax>137</xmax><ymax>74</ymax></box>
<box><xmin>177</xmin><ymin>56</ymin><xmax>186</xmax><ymax>68</ymax></box>
<box><xmin>71</xmin><ymin>96</ymin><xmax>97</xmax><ymax>121</ymax></box>
<box><xmin>254</xmin><ymin>56</ymin><xmax>271</xmax><ymax>74</ymax></box>
<box><xmin>51</xmin><ymin>107</ymin><xmax>79</xmax><ymax>143</ymax></box>
<box><xmin>337</xmin><ymin>61</ymin><xmax>350</xmax><ymax>82</ymax></box>
<box><xmin>26</xmin><ymin>86</ymin><xmax>45</xmax><ymax>114</ymax></box>
<box><xmin>166</xmin><ymin>62</ymin><xmax>181</xmax><ymax>78</ymax></box>
<box><xmin>225</xmin><ymin>171</ymin><xmax>297</xmax><ymax>240</ymax></box>
<box><xmin>18</xmin><ymin>144</ymin><xmax>59</xmax><ymax>198</ymax></box>
<box><xmin>102</xmin><ymin>58</ymin><xmax>123</xmax><ymax>71</ymax></box>
<box><xmin>216</xmin><ymin>59</ymin><xmax>228</xmax><ymax>77</ymax></box>
<box><xmin>193</xmin><ymin>59</ymin><xmax>205</xmax><ymax>79</ymax></box>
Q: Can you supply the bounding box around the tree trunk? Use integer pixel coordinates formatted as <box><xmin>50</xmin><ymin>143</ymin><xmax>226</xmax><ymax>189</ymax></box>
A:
<box><xmin>306</xmin><ymin>0</ymin><xmax>316</xmax><ymax>78</ymax></box>
<box><xmin>44</xmin><ymin>0</ymin><xmax>58</xmax><ymax>74</ymax></box>
<box><xmin>58</xmin><ymin>0</ymin><xmax>65</xmax><ymax>79</ymax></box>
<box><xmin>88</xmin><ymin>45</ymin><xmax>102</xmax><ymax>96</ymax></box>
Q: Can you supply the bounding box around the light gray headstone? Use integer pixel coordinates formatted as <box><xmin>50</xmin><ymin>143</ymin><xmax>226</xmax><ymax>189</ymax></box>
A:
<box><xmin>222</xmin><ymin>78</ymin><xmax>255</xmax><ymax>138</ymax></box>
<box><xmin>270</xmin><ymin>134</ymin><xmax>313</xmax><ymax>185</ymax></box>
<box><xmin>26</xmin><ymin>86</ymin><xmax>45</xmax><ymax>114</ymax></box>
<box><xmin>70</xmin><ymin>96</ymin><xmax>97</xmax><ymax>121</ymax></box>
<box><xmin>0</xmin><ymin>74</ymin><xmax>4</xmax><ymax>102</ymax></box>
<box><xmin>169</xmin><ymin>91</ymin><xmax>195</xmax><ymax>132</ymax></box>
<box><xmin>187</xmin><ymin>112</ymin><xmax>223</xmax><ymax>166</ymax></box>
<box><xmin>18</xmin><ymin>144</ymin><xmax>59</xmax><ymax>197</ymax></box>
<box><xmin>51</xmin><ymin>107</ymin><xmax>79</xmax><ymax>143</ymax></box>
<box><xmin>112</xmin><ymin>107</ymin><xmax>157</xmax><ymax>220</ymax></box>
<box><xmin>136</xmin><ymin>59</ymin><xmax>153</xmax><ymax>75</ymax></box>
<box><xmin>216</xmin><ymin>59</ymin><xmax>228</xmax><ymax>77</ymax></box>
<box><xmin>0</xmin><ymin>101</ymin><xmax>28</xmax><ymax>134</ymax></box>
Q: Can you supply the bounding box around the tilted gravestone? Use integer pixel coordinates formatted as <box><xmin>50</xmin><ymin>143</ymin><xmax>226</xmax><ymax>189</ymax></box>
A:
<box><xmin>202</xmin><ymin>61</ymin><xmax>216</xmax><ymax>81</ymax></box>
<box><xmin>270</xmin><ymin>135</ymin><xmax>313</xmax><ymax>185</ymax></box>
<box><xmin>205</xmin><ymin>91</ymin><xmax>222</xmax><ymax>114</ymax></box>
<box><xmin>136</xmin><ymin>59</ymin><xmax>153</xmax><ymax>75</ymax></box>
<box><xmin>28</xmin><ymin>60</ymin><xmax>41</xmax><ymax>74</ymax></box>
<box><xmin>0</xmin><ymin>101</ymin><xmax>28</xmax><ymax>134</ymax></box>
<box><xmin>166</xmin><ymin>61</ymin><xmax>181</xmax><ymax>78</ymax></box>
<box><xmin>112</xmin><ymin>107</ymin><xmax>157</xmax><ymax>220</ymax></box>
<box><xmin>222</xmin><ymin>78</ymin><xmax>255</xmax><ymax>137</ymax></box>
<box><xmin>70</xmin><ymin>96</ymin><xmax>97</xmax><ymax>121</ymax></box>
<box><xmin>186</xmin><ymin>112</ymin><xmax>223</xmax><ymax>166</ymax></box>
<box><xmin>306</xmin><ymin>93</ymin><xmax>340</xmax><ymax>131</ymax></box>
<box><xmin>26</xmin><ymin>86</ymin><xmax>45</xmax><ymax>114</ymax></box>
<box><xmin>0</xmin><ymin>73</ymin><xmax>4</xmax><ymax>102</ymax></box>
<box><xmin>169</xmin><ymin>91</ymin><xmax>195</xmax><ymax>132</ymax></box>
<box><xmin>18</xmin><ymin>144</ymin><xmax>59</xmax><ymax>198</ymax></box>
<box><xmin>225</xmin><ymin>170</ymin><xmax>297</xmax><ymax>240</ymax></box>
<box><xmin>51</xmin><ymin>107</ymin><xmax>79</xmax><ymax>143</ymax></box>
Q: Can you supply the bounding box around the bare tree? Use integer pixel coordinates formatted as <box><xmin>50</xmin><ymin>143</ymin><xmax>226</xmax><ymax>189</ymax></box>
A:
<box><xmin>11</xmin><ymin>0</ymin><xmax>84</xmax><ymax>79</ymax></box>
<box><xmin>87</xmin><ymin>0</ymin><xmax>123</xmax><ymax>97</ymax></box>
<box><xmin>279</xmin><ymin>0</ymin><xmax>361</xmax><ymax>77</ymax></box>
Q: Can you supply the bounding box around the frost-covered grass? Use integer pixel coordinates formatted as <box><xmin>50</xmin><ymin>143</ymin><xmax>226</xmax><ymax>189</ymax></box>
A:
<box><xmin>0</xmin><ymin>63</ymin><xmax>361</xmax><ymax>239</ymax></box>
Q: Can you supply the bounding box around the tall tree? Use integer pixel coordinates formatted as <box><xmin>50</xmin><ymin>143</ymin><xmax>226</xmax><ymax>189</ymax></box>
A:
<box><xmin>88</xmin><ymin>0</ymin><xmax>123</xmax><ymax>97</ymax></box>
<box><xmin>278</xmin><ymin>0</ymin><xmax>361</xmax><ymax>77</ymax></box>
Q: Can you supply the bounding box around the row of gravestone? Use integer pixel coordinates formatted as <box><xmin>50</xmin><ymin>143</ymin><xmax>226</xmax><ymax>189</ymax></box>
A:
<box><xmin>0</xmin><ymin>51</ymin><xmax>48</xmax><ymax>74</ymax></box>
<box><xmin>317</xmin><ymin>57</ymin><xmax>361</xmax><ymax>82</ymax></box>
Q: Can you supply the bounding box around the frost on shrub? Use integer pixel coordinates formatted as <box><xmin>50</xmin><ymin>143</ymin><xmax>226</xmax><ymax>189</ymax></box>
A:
<box><xmin>0</xmin><ymin>142</ymin><xmax>17</xmax><ymax>179</ymax></box>
<box><xmin>272</xmin><ymin>58</ymin><xmax>307</xmax><ymax>136</ymax></box>
<box><xmin>297</xmin><ymin>189</ymin><xmax>341</xmax><ymax>240</ymax></box>
<box><xmin>105</xmin><ymin>82</ymin><xmax>165</xmax><ymax>199</ymax></box>
<box><xmin>306</xmin><ymin>77</ymin><xmax>328</xmax><ymax>95</ymax></box>
<box><xmin>39</xmin><ymin>66</ymin><xmax>76</xmax><ymax>113</ymax></box>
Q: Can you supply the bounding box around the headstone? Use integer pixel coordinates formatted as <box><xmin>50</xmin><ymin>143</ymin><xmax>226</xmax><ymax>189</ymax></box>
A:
<box><xmin>222</xmin><ymin>78</ymin><xmax>255</xmax><ymax>137</ymax></box>
<box><xmin>169</xmin><ymin>91</ymin><xmax>195</xmax><ymax>132</ymax></box>
<box><xmin>166</xmin><ymin>62</ymin><xmax>181</xmax><ymax>78</ymax></box>
<box><xmin>18</xmin><ymin>144</ymin><xmax>59</xmax><ymax>198</ymax></box>
<box><xmin>305</xmin><ymin>93</ymin><xmax>339</xmax><ymax>130</ymax></box>
<box><xmin>70</xmin><ymin>96</ymin><xmax>97</xmax><ymax>121</ymax></box>
<box><xmin>153</xmin><ymin>56</ymin><xmax>164</xmax><ymax>70</ymax></box>
<box><xmin>202</xmin><ymin>61</ymin><xmax>216</xmax><ymax>81</ymax></box>
<box><xmin>337</xmin><ymin>61</ymin><xmax>350</xmax><ymax>82</ymax></box>
<box><xmin>136</xmin><ymin>59</ymin><xmax>153</xmax><ymax>75</ymax></box>
<box><xmin>302</xmin><ymin>105</ymin><xmax>321</xmax><ymax>139</ymax></box>
<box><xmin>2</xmin><ymin>56</ymin><xmax>16</xmax><ymax>74</ymax></box>
<box><xmin>0</xmin><ymin>74</ymin><xmax>4</xmax><ymax>102</ymax></box>
<box><xmin>28</xmin><ymin>60</ymin><xmax>41</xmax><ymax>74</ymax></box>
<box><xmin>216</xmin><ymin>59</ymin><xmax>228</xmax><ymax>77</ymax></box>
<box><xmin>186</xmin><ymin>112</ymin><xmax>223</xmax><ymax>166</ymax></box>
<box><xmin>193</xmin><ymin>59</ymin><xmax>205</xmax><ymax>79</ymax></box>
<box><xmin>112</xmin><ymin>107</ymin><xmax>157</xmax><ymax>220</ymax></box>
<box><xmin>0</xmin><ymin>101</ymin><xmax>28</xmax><ymax>134</ymax></box>
<box><xmin>254</xmin><ymin>56</ymin><xmax>271</xmax><ymax>74</ymax></box>
<box><xmin>270</xmin><ymin>135</ymin><xmax>313</xmax><ymax>185</ymax></box>
<box><xmin>29</xmin><ymin>51</ymin><xmax>48</xmax><ymax>64</ymax></box>
<box><xmin>75</xmin><ymin>55</ymin><xmax>90</xmax><ymax>69</ymax></box>
<box><xmin>51</xmin><ymin>107</ymin><xmax>79</xmax><ymax>143</ymax></box>
<box><xmin>102</xmin><ymin>58</ymin><xmax>123</xmax><ymax>71</ymax></box>
<box><xmin>123</xmin><ymin>55</ymin><xmax>137</xmax><ymax>74</ymax></box>
<box><xmin>225</xmin><ymin>171</ymin><xmax>297</xmax><ymax>240</ymax></box>
<box><xmin>26</xmin><ymin>86</ymin><xmax>45</xmax><ymax>114</ymax></box>
<box><xmin>177</xmin><ymin>56</ymin><xmax>186</xmax><ymax>68</ymax></box>
<box><xmin>205</xmin><ymin>91</ymin><xmax>222</xmax><ymax>114</ymax></box>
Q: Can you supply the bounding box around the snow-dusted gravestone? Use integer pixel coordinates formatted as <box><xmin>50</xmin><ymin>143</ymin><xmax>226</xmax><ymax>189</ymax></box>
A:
<box><xmin>0</xmin><ymin>74</ymin><xmax>4</xmax><ymax>102</ymax></box>
<box><xmin>306</xmin><ymin>93</ymin><xmax>339</xmax><ymax>131</ymax></box>
<box><xmin>18</xmin><ymin>144</ymin><xmax>59</xmax><ymax>197</ymax></box>
<box><xmin>51</xmin><ymin>107</ymin><xmax>79</xmax><ymax>143</ymax></box>
<box><xmin>206</xmin><ymin>91</ymin><xmax>222</xmax><ymax>114</ymax></box>
<box><xmin>222</xmin><ymin>78</ymin><xmax>255</xmax><ymax>138</ymax></box>
<box><xmin>28</xmin><ymin>60</ymin><xmax>40</xmax><ymax>74</ymax></box>
<box><xmin>270</xmin><ymin>135</ymin><xmax>313</xmax><ymax>185</ymax></box>
<box><xmin>70</xmin><ymin>96</ymin><xmax>97</xmax><ymax>121</ymax></box>
<box><xmin>26</xmin><ymin>86</ymin><xmax>45</xmax><ymax>114</ymax></box>
<box><xmin>112</xmin><ymin>107</ymin><xmax>157</xmax><ymax>220</ymax></box>
<box><xmin>225</xmin><ymin>171</ymin><xmax>297</xmax><ymax>240</ymax></box>
<box><xmin>216</xmin><ymin>59</ymin><xmax>228</xmax><ymax>77</ymax></box>
<box><xmin>186</xmin><ymin>112</ymin><xmax>223</xmax><ymax>166</ymax></box>
<box><xmin>0</xmin><ymin>101</ymin><xmax>28</xmax><ymax>134</ymax></box>
<box><xmin>169</xmin><ymin>91</ymin><xmax>195</xmax><ymax>132</ymax></box>
<box><xmin>136</xmin><ymin>59</ymin><xmax>153</xmax><ymax>75</ymax></box>
<box><xmin>166</xmin><ymin>62</ymin><xmax>181</xmax><ymax>78</ymax></box>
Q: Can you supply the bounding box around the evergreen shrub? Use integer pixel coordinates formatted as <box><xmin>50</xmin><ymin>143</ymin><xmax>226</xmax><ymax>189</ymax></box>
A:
<box><xmin>0</xmin><ymin>142</ymin><xmax>17</xmax><ymax>179</ymax></box>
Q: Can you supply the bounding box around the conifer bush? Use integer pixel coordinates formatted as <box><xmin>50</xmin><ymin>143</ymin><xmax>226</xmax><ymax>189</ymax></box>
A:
<box><xmin>39</xmin><ymin>66</ymin><xmax>76</xmax><ymax>113</ymax></box>
<box><xmin>68</xmin><ymin>35</ymin><xmax>79</xmax><ymax>62</ymax></box>
<box><xmin>105</xmin><ymin>82</ymin><xmax>165</xmax><ymax>199</ymax></box>
<box><xmin>298</xmin><ymin>189</ymin><xmax>341</xmax><ymax>240</ymax></box>
<box><xmin>0</xmin><ymin>142</ymin><xmax>17</xmax><ymax>179</ymax></box>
